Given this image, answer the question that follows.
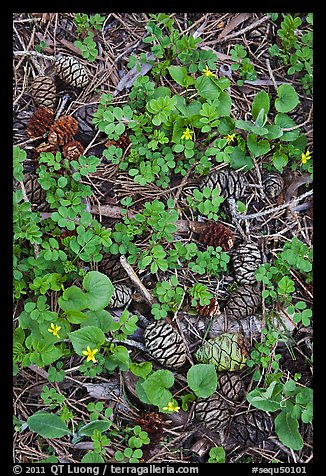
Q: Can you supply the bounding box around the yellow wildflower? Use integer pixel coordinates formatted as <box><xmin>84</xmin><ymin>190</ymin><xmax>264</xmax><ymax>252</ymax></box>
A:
<box><xmin>301</xmin><ymin>150</ymin><xmax>312</xmax><ymax>165</ymax></box>
<box><xmin>202</xmin><ymin>65</ymin><xmax>215</xmax><ymax>78</ymax></box>
<box><xmin>181</xmin><ymin>127</ymin><xmax>193</xmax><ymax>141</ymax></box>
<box><xmin>48</xmin><ymin>323</ymin><xmax>61</xmax><ymax>339</ymax></box>
<box><xmin>225</xmin><ymin>133</ymin><xmax>236</xmax><ymax>144</ymax></box>
<box><xmin>82</xmin><ymin>346</ymin><xmax>99</xmax><ymax>363</ymax></box>
<box><xmin>163</xmin><ymin>401</ymin><xmax>180</xmax><ymax>412</ymax></box>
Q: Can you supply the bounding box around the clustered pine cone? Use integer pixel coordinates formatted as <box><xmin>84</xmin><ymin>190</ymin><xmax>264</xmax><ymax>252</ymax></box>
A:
<box><xmin>202</xmin><ymin>167</ymin><xmax>245</xmax><ymax>199</ymax></box>
<box><xmin>62</xmin><ymin>140</ymin><xmax>84</xmax><ymax>160</ymax></box>
<box><xmin>30</xmin><ymin>75</ymin><xmax>57</xmax><ymax>109</ymax></box>
<box><xmin>48</xmin><ymin>115</ymin><xmax>79</xmax><ymax>146</ymax></box>
<box><xmin>26</xmin><ymin>107</ymin><xmax>55</xmax><ymax>138</ymax></box>
<box><xmin>198</xmin><ymin>221</ymin><xmax>235</xmax><ymax>251</ymax></box>
<box><xmin>196</xmin><ymin>298</ymin><xmax>220</xmax><ymax>317</ymax></box>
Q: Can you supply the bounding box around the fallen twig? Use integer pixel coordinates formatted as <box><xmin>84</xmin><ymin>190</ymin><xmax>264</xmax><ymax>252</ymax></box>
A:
<box><xmin>119</xmin><ymin>255</ymin><xmax>155</xmax><ymax>305</ymax></box>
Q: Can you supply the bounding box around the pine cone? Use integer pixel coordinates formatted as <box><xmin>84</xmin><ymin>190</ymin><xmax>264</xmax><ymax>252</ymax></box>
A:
<box><xmin>217</xmin><ymin>372</ymin><xmax>244</xmax><ymax>401</ymax></box>
<box><xmin>33</xmin><ymin>141</ymin><xmax>59</xmax><ymax>160</ymax></box>
<box><xmin>73</xmin><ymin>104</ymin><xmax>97</xmax><ymax>145</ymax></box>
<box><xmin>26</xmin><ymin>107</ymin><xmax>55</xmax><ymax>138</ymax></box>
<box><xmin>55</xmin><ymin>54</ymin><xmax>89</xmax><ymax>88</ymax></box>
<box><xmin>194</xmin><ymin>393</ymin><xmax>230</xmax><ymax>432</ymax></box>
<box><xmin>195</xmin><ymin>332</ymin><xmax>250</xmax><ymax>371</ymax></box>
<box><xmin>144</xmin><ymin>320</ymin><xmax>187</xmax><ymax>369</ymax></box>
<box><xmin>98</xmin><ymin>253</ymin><xmax>128</xmax><ymax>281</ymax></box>
<box><xmin>263</xmin><ymin>171</ymin><xmax>284</xmax><ymax>199</ymax></box>
<box><xmin>109</xmin><ymin>284</ymin><xmax>133</xmax><ymax>308</ymax></box>
<box><xmin>224</xmin><ymin>285</ymin><xmax>261</xmax><ymax>321</ymax></box>
<box><xmin>232</xmin><ymin>242</ymin><xmax>261</xmax><ymax>285</ymax></box>
<box><xmin>228</xmin><ymin>411</ymin><xmax>273</xmax><ymax>447</ymax></box>
<box><xmin>105</xmin><ymin>134</ymin><xmax>131</xmax><ymax>151</ymax></box>
<box><xmin>62</xmin><ymin>140</ymin><xmax>84</xmax><ymax>160</ymax></box>
<box><xmin>196</xmin><ymin>298</ymin><xmax>220</xmax><ymax>317</ymax></box>
<box><xmin>49</xmin><ymin>115</ymin><xmax>79</xmax><ymax>146</ymax></box>
<box><xmin>201</xmin><ymin>168</ymin><xmax>245</xmax><ymax>199</ymax></box>
<box><xmin>23</xmin><ymin>174</ymin><xmax>48</xmax><ymax>211</ymax></box>
<box><xmin>198</xmin><ymin>221</ymin><xmax>235</xmax><ymax>251</ymax></box>
<box><xmin>30</xmin><ymin>75</ymin><xmax>57</xmax><ymax>109</ymax></box>
<box><xmin>13</xmin><ymin>111</ymin><xmax>33</xmax><ymax>143</ymax></box>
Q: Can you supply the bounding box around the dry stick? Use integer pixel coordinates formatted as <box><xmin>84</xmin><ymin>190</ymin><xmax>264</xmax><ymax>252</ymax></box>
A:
<box><xmin>13</xmin><ymin>50</ymin><xmax>56</xmax><ymax>61</ymax></box>
<box><xmin>236</xmin><ymin>189</ymin><xmax>313</xmax><ymax>221</ymax></box>
<box><xmin>119</xmin><ymin>255</ymin><xmax>155</xmax><ymax>305</ymax></box>
<box><xmin>265</xmin><ymin>58</ymin><xmax>278</xmax><ymax>93</ymax></box>
<box><xmin>282</xmin><ymin>106</ymin><xmax>313</xmax><ymax>132</ymax></box>
<box><xmin>89</xmin><ymin>204</ymin><xmax>206</xmax><ymax>234</ymax></box>
<box><xmin>219</xmin><ymin>14</ymin><xmax>270</xmax><ymax>42</ymax></box>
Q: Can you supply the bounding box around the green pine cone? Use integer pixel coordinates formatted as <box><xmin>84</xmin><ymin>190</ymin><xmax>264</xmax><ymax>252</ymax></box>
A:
<box><xmin>195</xmin><ymin>332</ymin><xmax>249</xmax><ymax>371</ymax></box>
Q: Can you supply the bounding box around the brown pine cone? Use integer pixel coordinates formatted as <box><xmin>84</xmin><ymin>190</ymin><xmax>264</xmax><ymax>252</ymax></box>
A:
<box><xmin>202</xmin><ymin>167</ymin><xmax>245</xmax><ymax>199</ymax></box>
<box><xmin>194</xmin><ymin>393</ymin><xmax>230</xmax><ymax>432</ymax></box>
<box><xmin>232</xmin><ymin>242</ymin><xmax>262</xmax><ymax>285</ymax></box>
<box><xmin>55</xmin><ymin>54</ymin><xmax>89</xmax><ymax>88</ymax></box>
<box><xmin>13</xmin><ymin>110</ymin><xmax>33</xmax><ymax>143</ymax></box>
<box><xmin>33</xmin><ymin>142</ymin><xmax>59</xmax><ymax>160</ymax></box>
<box><xmin>30</xmin><ymin>75</ymin><xmax>57</xmax><ymax>109</ymax></box>
<box><xmin>73</xmin><ymin>104</ymin><xmax>97</xmax><ymax>145</ymax></box>
<box><xmin>98</xmin><ymin>253</ymin><xmax>128</xmax><ymax>282</ymax></box>
<box><xmin>228</xmin><ymin>411</ymin><xmax>273</xmax><ymax>447</ymax></box>
<box><xmin>217</xmin><ymin>372</ymin><xmax>244</xmax><ymax>401</ymax></box>
<box><xmin>105</xmin><ymin>134</ymin><xmax>131</xmax><ymax>151</ymax></box>
<box><xmin>263</xmin><ymin>171</ymin><xmax>284</xmax><ymax>199</ymax></box>
<box><xmin>198</xmin><ymin>221</ymin><xmax>235</xmax><ymax>251</ymax></box>
<box><xmin>62</xmin><ymin>140</ymin><xmax>84</xmax><ymax>160</ymax></box>
<box><xmin>49</xmin><ymin>115</ymin><xmax>79</xmax><ymax>146</ymax></box>
<box><xmin>26</xmin><ymin>107</ymin><xmax>55</xmax><ymax>138</ymax></box>
<box><xmin>144</xmin><ymin>320</ymin><xmax>187</xmax><ymax>369</ymax></box>
<box><xmin>224</xmin><ymin>284</ymin><xmax>261</xmax><ymax>321</ymax></box>
<box><xmin>196</xmin><ymin>298</ymin><xmax>220</xmax><ymax>317</ymax></box>
<box><xmin>23</xmin><ymin>174</ymin><xmax>48</xmax><ymax>211</ymax></box>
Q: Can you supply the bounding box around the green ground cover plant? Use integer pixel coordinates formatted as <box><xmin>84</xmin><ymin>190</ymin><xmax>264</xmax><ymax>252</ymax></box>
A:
<box><xmin>13</xmin><ymin>12</ymin><xmax>313</xmax><ymax>464</ymax></box>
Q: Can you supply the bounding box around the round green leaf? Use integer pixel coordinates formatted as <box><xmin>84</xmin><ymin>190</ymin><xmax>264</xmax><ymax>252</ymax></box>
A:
<box><xmin>187</xmin><ymin>364</ymin><xmax>217</xmax><ymax>397</ymax></box>
<box><xmin>81</xmin><ymin>452</ymin><xmax>105</xmax><ymax>463</ymax></box>
<box><xmin>58</xmin><ymin>286</ymin><xmax>87</xmax><ymax>312</ymax></box>
<box><xmin>68</xmin><ymin>325</ymin><xmax>106</xmax><ymax>355</ymax></box>
<box><xmin>141</xmin><ymin>370</ymin><xmax>174</xmax><ymax>408</ymax></box>
<box><xmin>83</xmin><ymin>271</ymin><xmax>114</xmax><ymax>310</ymax></box>
<box><xmin>275</xmin><ymin>84</ymin><xmax>300</xmax><ymax>113</ymax></box>
<box><xmin>80</xmin><ymin>310</ymin><xmax>113</xmax><ymax>332</ymax></box>
<box><xmin>28</xmin><ymin>411</ymin><xmax>71</xmax><ymax>438</ymax></box>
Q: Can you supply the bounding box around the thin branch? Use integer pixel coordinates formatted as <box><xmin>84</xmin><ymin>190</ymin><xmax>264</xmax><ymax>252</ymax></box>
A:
<box><xmin>119</xmin><ymin>255</ymin><xmax>155</xmax><ymax>305</ymax></box>
<box><xmin>219</xmin><ymin>15</ymin><xmax>270</xmax><ymax>42</ymax></box>
<box><xmin>237</xmin><ymin>190</ymin><xmax>313</xmax><ymax>221</ymax></box>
